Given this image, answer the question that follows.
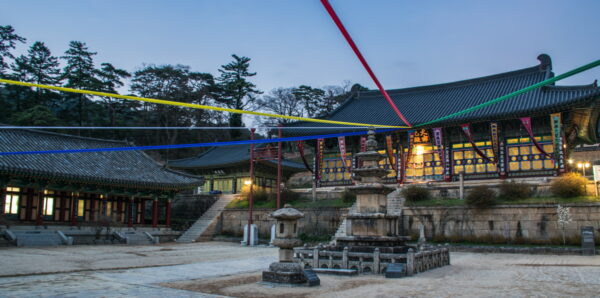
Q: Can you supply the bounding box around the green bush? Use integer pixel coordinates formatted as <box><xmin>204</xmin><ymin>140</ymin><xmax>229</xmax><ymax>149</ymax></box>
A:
<box><xmin>550</xmin><ymin>172</ymin><xmax>588</xmax><ymax>198</ymax></box>
<box><xmin>341</xmin><ymin>189</ymin><xmax>356</xmax><ymax>203</ymax></box>
<box><xmin>281</xmin><ymin>189</ymin><xmax>301</xmax><ymax>203</ymax></box>
<box><xmin>401</xmin><ymin>185</ymin><xmax>431</xmax><ymax>202</ymax></box>
<box><xmin>498</xmin><ymin>181</ymin><xmax>533</xmax><ymax>201</ymax></box>
<box><xmin>466</xmin><ymin>185</ymin><xmax>496</xmax><ymax>208</ymax></box>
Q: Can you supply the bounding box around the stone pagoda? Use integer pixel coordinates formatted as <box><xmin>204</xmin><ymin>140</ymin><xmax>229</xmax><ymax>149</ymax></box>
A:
<box><xmin>336</xmin><ymin>129</ymin><xmax>409</xmax><ymax>248</ymax></box>
<box><xmin>293</xmin><ymin>129</ymin><xmax>449</xmax><ymax>275</ymax></box>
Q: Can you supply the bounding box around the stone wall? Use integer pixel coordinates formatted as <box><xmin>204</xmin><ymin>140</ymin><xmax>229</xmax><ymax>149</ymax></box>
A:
<box><xmin>404</xmin><ymin>204</ymin><xmax>600</xmax><ymax>244</ymax></box>
<box><xmin>217</xmin><ymin>208</ymin><xmax>346</xmax><ymax>239</ymax></box>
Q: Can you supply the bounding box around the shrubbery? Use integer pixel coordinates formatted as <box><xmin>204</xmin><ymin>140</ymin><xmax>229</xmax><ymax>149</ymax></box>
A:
<box><xmin>401</xmin><ymin>185</ymin><xmax>431</xmax><ymax>202</ymax></box>
<box><xmin>341</xmin><ymin>189</ymin><xmax>356</xmax><ymax>203</ymax></box>
<box><xmin>550</xmin><ymin>172</ymin><xmax>588</xmax><ymax>198</ymax></box>
<box><xmin>466</xmin><ymin>185</ymin><xmax>496</xmax><ymax>208</ymax></box>
<box><xmin>498</xmin><ymin>181</ymin><xmax>533</xmax><ymax>201</ymax></box>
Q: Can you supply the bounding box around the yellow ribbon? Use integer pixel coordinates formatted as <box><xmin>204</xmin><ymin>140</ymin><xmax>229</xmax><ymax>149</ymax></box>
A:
<box><xmin>0</xmin><ymin>79</ymin><xmax>408</xmax><ymax>128</ymax></box>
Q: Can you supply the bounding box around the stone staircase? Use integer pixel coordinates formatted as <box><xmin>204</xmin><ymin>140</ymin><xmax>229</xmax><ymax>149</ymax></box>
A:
<box><xmin>120</xmin><ymin>231</ymin><xmax>158</xmax><ymax>245</ymax></box>
<box><xmin>333</xmin><ymin>202</ymin><xmax>358</xmax><ymax>240</ymax></box>
<box><xmin>332</xmin><ymin>188</ymin><xmax>404</xmax><ymax>241</ymax></box>
<box><xmin>11</xmin><ymin>230</ymin><xmax>72</xmax><ymax>247</ymax></box>
<box><xmin>177</xmin><ymin>194</ymin><xmax>235</xmax><ymax>243</ymax></box>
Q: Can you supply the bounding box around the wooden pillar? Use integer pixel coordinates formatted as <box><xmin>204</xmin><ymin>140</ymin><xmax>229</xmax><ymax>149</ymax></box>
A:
<box><xmin>165</xmin><ymin>199</ymin><xmax>172</xmax><ymax>227</ymax></box>
<box><xmin>0</xmin><ymin>185</ymin><xmax>5</xmax><ymax>215</ymax></box>
<box><xmin>127</xmin><ymin>197</ymin><xmax>134</xmax><ymax>227</ymax></box>
<box><xmin>71</xmin><ymin>193</ymin><xmax>78</xmax><ymax>226</ymax></box>
<box><xmin>152</xmin><ymin>198</ymin><xmax>158</xmax><ymax>228</ymax></box>
<box><xmin>36</xmin><ymin>190</ymin><xmax>44</xmax><ymax>226</ymax></box>
<box><xmin>59</xmin><ymin>192</ymin><xmax>66</xmax><ymax>222</ymax></box>
<box><xmin>25</xmin><ymin>188</ymin><xmax>33</xmax><ymax>221</ymax></box>
<box><xmin>116</xmin><ymin>197</ymin><xmax>123</xmax><ymax>223</ymax></box>
<box><xmin>89</xmin><ymin>194</ymin><xmax>96</xmax><ymax>222</ymax></box>
<box><xmin>139</xmin><ymin>199</ymin><xmax>145</xmax><ymax>225</ymax></box>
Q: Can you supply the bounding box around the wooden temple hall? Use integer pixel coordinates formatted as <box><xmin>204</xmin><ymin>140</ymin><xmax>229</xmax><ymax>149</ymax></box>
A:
<box><xmin>0</xmin><ymin>129</ymin><xmax>202</xmax><ymax>227</ymax></box>
<box><xmin>286</xmin><ymin>55</ymin><xmax>600</xmax><ymax>186</ymax></box>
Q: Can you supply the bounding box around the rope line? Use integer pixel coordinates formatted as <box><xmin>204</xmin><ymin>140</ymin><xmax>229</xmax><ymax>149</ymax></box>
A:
<box><xmin>0</xmin><ymin>126</ymin><xmax>398</xmax><ymax>130</ymax></box>
<box><xmin>0</xmin><ymin>78</ymin><xmax>408</xmax><ymax>129</ymax></box>
<box><xmin>321</xmin><ymin>0</ymin><xmax>412</xmax><ymax>127</ymax></box>
<box><xmin>0</xmin><ymin>128</ymin><xmax>398</xmax><ymax>156</ymax></box>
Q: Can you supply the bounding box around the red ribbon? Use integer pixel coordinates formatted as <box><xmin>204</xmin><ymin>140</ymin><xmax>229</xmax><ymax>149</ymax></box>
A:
<box><xmin>519</xmin><ymin>117</ymin><xmax>553</xmax><ymax>160</ymax></box>
<box><xmin>460</xmin><ymin>124</ymin><xmax>492</xmax><ymax>163</ymax></box>
<box><xmin>296</xmin><ymin>141</ymin><xmax>313</xmax><ymax>173</ymax></box>
<box><xmin>320</xmin><ymin>0</ymin><xmax>412</xmax><ymax>127</ymax></box>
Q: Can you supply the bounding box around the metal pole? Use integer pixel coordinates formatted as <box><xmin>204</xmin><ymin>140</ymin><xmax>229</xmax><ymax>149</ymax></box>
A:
<box><xmin>277</xmin><ymin>125</ymin><xmax>282</xmax><ymax>209</ymax></box>
<box><xmin>247</xmin><ymin>128</ymin><xmax>256</xmax><ymax>246</ymax></box>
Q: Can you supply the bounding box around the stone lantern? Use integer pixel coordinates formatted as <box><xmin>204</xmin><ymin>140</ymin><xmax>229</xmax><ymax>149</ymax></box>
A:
<box><xmin>262</xmin><ymin>204</ymin><xmax>306</xmax><ymax>284</ymax></box>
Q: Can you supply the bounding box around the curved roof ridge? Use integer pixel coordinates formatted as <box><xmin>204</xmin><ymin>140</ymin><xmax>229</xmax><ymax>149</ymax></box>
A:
<box><xmin>0</xmin><ymin>124</ymin><xmax>128</xmax><ymax>145</ymax></box>
<box><xmin>357</xmin><ymin>64</ymin><xmax>543</xmax><ymax>97</ymax></box>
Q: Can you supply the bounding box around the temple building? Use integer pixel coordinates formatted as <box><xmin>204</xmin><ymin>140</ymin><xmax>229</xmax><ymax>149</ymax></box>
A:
<box><xmin>168</xmin><ymin>144</ymin><xmax>305</xmax><ymax>194</ymax></box>
<box><xmin>0</xmin><ymin>128</ymin><xmax>202</xmax><ymax>228</ymax></box>
<box><xmin>287</xmin><ymin>54</ymin><xmax>600</xmax><ymax>185</ymax></box>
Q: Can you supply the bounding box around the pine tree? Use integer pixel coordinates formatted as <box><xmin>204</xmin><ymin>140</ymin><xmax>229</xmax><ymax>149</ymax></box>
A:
<box><xmin>12</xmin><ymin>41</ymin><xmax>61</xmax><ymax>107</ymax></box>
<box><xmin>95</xmin><ymin>62</ymin><xmax>131</xmax><ymax>126</ymax></box>
<box><xmin>0</xmin><ymin>25</ymin><xmax>26</xmax><ymax>75</ymax></box>
<box><xmin>61</xmin><ymin>41</ymin><xmax>101</xmax><ymax>126</ymax></box>
<box><xmin>213</xmin><ymin>54</ymin><xmax>262</xmax><ymax>139</ymax></box>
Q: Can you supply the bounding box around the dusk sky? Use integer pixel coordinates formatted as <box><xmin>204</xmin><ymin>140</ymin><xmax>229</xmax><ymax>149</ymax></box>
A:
<box><xmin>2</xmin><ymin>0</ymin><xmax>599</xmax><ymax>93</ymax></box>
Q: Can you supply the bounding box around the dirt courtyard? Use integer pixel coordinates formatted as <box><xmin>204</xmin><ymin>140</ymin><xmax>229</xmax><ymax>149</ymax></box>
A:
<box><xmin>1</xmin><ymin>242</ymin><xmax>599</xmax><ymax>297</ymax></box>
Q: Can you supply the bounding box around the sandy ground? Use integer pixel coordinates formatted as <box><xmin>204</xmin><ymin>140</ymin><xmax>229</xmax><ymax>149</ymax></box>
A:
<box><xmin>1</xmin><ymin>242</ymin><xmax>600</xmax><ymax>297</ymax></box>
<box><xmin>163</xmin><ymin>251</ymin><xmax>600</xmax><ymax>298</ymax></box>
<box><xmin>0</xmin><ymin>241</ymin><xmax>275</xmax><ymax>277</ymax></box>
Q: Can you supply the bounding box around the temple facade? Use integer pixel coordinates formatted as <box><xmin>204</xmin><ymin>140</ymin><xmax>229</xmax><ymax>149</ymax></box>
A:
<box><xmin>0</xmin><ymin>129</ymin><xmax>202</xmax><ymax>228</ymax></box>
<box><xmin>168</xmin><ymin>144</ymin><xmax>305</xmax><ymax>194</ymax></box>
<box><xmin>286</xmin><ymin>55</ymin><xmax>600</xmax><ymax>186</ymax></box>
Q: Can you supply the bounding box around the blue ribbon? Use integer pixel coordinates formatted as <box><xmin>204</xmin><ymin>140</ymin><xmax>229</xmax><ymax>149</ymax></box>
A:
<box><xmin>0</xmin><ymin>128</ymin><xmax>400</xmax><ymax>155</ymax></box>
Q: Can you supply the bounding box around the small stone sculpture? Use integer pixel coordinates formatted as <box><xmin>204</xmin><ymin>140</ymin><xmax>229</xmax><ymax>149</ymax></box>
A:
<box><xmin>262</xmin><ymin>204</ymin><xmax>307</xmax><ymax>284</ymax></box>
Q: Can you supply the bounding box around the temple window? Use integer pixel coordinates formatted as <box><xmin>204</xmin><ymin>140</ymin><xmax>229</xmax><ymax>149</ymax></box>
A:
<box><xmin>452</xmin><ymin>142</ymin><xmax>496</xmax><ymax>175</ymax></box>
<box><xmin>42</xmin><ymin>197</ymin><xmax>54</xmax><ymax>216</ymax></box>
<box><xmin>4</xmin><ymin>187</ymin><xmax>20</xmax><ymax>215</ymax></box>
<box><xmin>507</xmin><ymin>136</ymin><xmax>554</xmax><ymax>171</ymax></box>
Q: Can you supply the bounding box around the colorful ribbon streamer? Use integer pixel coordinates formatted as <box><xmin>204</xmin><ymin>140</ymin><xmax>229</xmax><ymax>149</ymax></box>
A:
<box><xmin>460</xmin><ymin>124</ymin><xmax>492</xmax><ymax>163</ymax></box>
<box><xmin>0</xmin><ymin>128</ymin><xmax>397</xmax><ymax>156</ymax></box>
<box><xmin>519</xmin><ymin>117</ymin><xmax>553</xmax><ymax>160</ymax></box>
<box><xmin>0</xmin><ymin>78</ymin><xmax>407</xmax><ymax>129</ymax></box>
<box><xmin>296</xmin><ymin>141</ymin><xmax>313</xmax><ymax>173</ymax></box>
<box><xmin>320</xmin><ymin>0</ymin><xmax>412</xmax><ymax>127</ymax></box>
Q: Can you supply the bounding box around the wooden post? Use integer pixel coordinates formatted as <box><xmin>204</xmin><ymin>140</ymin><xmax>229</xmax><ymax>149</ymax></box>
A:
<box><xmin>166</xmin><ymin>199</ymin><xmax>172</xmax><ymax>227</ymax></box>
<box><xmin>89</xmin><ymin>194</ymin><xmax>96</xmax><ymax>222</ymax></box>
<box><xmin>139</xmin><ymin>199</ymin><xmax>146</xmax><ymax>225</ymax></box>
<box><xmin>116</xmin><ymin>197</ymin><xmax>123</xmax><ymax>223</ymax></box>
<box><xmin>459</xmin><ymin>172</ymin><xmax>465</xmax><ymax>200</ymax></box>
<box><xmin>128</xmin><ymin>197</ymin><xmax>134</xmax><ymax>227</ymax></box>
<box><xmin>59</xmin><ymin>192</ymin><xmax>66</xmax><ymax>222</ymax></box>
<box><xmin>26</xmin><ymin>188</ymin><xmax>33</xmax><ymax>221</ymax></box>
<box><xmin>277</xmin><ymin>125</ymin><xmax>282</xmax><ymax>209</ymax></box>
<box><xmin>36</xmin><ymin>190</ymin><xmax>44</xmax><ymax>226</ymax></box>
<box><xmin>71</xmin><ymin>193</ymin><xmax>78</xmax><ymax>226</ymax></box>
<box><xmin>152</xmin><ymin>198</ymin><xmax>158</xmax><ymax>228</ymax></box>
<box><xmin>0</xmin><ymin>184</ymin><xmax>5</xmax><ymax>215</ymax></box>
<box><xmin>247</xmin><ymin>128</ymin><xmax>256</xmax><ymax>246</ymax></box>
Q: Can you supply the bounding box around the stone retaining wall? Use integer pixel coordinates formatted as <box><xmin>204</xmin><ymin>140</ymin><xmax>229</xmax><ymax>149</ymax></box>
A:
<box><xmin>404</xmin><ymin>204</ymin><xmax>600</xmax><ymax>244</ymax></box>
<box><xmin>217</xmin><ymin>208</ymin><xmax>346</xmax><ymax>239</ymax></box>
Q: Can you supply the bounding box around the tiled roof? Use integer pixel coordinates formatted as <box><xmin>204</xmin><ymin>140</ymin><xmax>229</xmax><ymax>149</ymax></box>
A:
<box><xmin>167</xmin><ymin>143</ymin><xmax>306</xmax><ymax>171</ymax></box>
<box><xmin>0</xmin><ymin>129</ymin><xmax>202</xmax><ymax>190</ymax></box>
<box><xmin>287</xmin><ymin>55</ymin><xmax>600</xmax><ymax>134</ymax></box>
